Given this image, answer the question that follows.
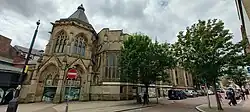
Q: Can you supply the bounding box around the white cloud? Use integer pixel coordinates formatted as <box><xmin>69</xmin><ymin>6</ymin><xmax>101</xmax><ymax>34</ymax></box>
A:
<box><xmin>0</xmin><ymin>0</ymin><xmax>242</xmax><ymax>50</ymax></box>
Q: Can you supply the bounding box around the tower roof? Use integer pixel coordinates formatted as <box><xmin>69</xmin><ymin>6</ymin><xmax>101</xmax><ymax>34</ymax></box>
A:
<box><xmin>68</xmin><ymin>4</ymin><xmax>89</xmax><ymax>24</ymax></box>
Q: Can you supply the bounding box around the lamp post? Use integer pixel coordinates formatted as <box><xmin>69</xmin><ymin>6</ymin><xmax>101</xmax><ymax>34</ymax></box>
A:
<box><xmin>6</xmin><ymin>20</ymin><xmax>40</xmax><ymax>112</ymax></box>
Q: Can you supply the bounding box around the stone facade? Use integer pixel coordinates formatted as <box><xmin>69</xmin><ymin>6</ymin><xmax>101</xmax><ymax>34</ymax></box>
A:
<box><xmin>243</xmin><ymin>0</ymin><xmax>250</xmax><ymax>21</ymax></box>
<box><xmin>20</xmin><ymin>4</ymin><xmax>193</xmax><ymax>103</ymax></box>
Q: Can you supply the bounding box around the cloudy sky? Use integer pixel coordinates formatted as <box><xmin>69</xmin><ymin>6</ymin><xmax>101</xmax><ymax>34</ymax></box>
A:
<box><xmin>0</xmin><ymin>0</ymin><xmax>243</xmax><ymax>50</ymax></box>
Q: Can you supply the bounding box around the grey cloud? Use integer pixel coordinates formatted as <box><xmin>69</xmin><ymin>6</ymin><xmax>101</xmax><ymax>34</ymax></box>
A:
<box><xmin>85</xmin><ymin>0</ymin><xmax>147</xmax><ymax>20</ymax></box>
<box><xmin>0</xmin><ymin>0</ymin><xmax>242</xmax><ymax>50</ymax></box>
<box><xmin>0</xmin><ymin>0</ymin><xmax>58</xmax><ymax>19</ymax></box>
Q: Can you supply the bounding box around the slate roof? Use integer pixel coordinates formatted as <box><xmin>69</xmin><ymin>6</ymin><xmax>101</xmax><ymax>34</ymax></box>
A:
<box><xmin>68</xmin><ymin>4</ymin><xmax>89</xmax><ymax>24</ymax></box>
<box><xmin>14</xmin><ymin>45</ymin><xmax>43</xmax><ymax>56</ymax></box>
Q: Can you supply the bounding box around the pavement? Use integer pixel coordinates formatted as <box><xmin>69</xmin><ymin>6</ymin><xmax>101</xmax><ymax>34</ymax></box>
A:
<box><xmin>0</xmin><ymin>97</ymin><xmax>171</xmax><ymax>112</ymax></box>
<box><xmin>196</xmin><ymin>96</ymin><xmax>250</xmax><ymax>112</ymax></box>
<box><xmin>2</xmin><ymin>96</ymin><xmax>248</xmax><ymax>112</ymax></box>
<box><xmin>126</xmin><ymin>96</ymin><xmax>209</xmax><ymax>112</ymax></box>
<box><xmin>0</xmin><ymin>103</ymin><xmax>57</xmax><ymax>112</ymax></box>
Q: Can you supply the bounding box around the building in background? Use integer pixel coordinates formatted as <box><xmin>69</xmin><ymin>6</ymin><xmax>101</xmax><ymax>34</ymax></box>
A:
<box><xmin>0</xmin><ymin>35</ymin><xmax>44</xmax><ymax>104</ymax></box>
<box><xmin>0</xmin><ymin>35</ymin><xmax>21</xmax><ymax>104</ymax></box>
<box><xmin>235</xmin><ymin>0</ymin><xmax>250</xmax><ymax>53</ymax></box>
<box><xmin>235</xmin><ymin>0</ymin><xmax>250</xmax><ymax>89</ymax></box>
<box><xmin>20</xmin><ymin>4</ymin><xmax>193</xmax><ymax>103</ymax></box>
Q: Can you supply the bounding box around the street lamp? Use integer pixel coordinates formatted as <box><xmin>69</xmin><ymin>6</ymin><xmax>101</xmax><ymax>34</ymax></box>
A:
<box><xmin>6</xmin><ymin>20</ymin><xmax>40</xmax><ymax>112</ymax></box>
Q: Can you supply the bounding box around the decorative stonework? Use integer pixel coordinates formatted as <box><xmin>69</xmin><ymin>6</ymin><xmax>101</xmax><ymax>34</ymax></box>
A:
<box><xmin>20</xmin><ymin>4</ymin><xmax>194</xmax><ymax>103</ymax></box>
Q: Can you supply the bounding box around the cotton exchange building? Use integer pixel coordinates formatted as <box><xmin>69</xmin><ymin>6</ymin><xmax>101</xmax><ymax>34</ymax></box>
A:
<box><xmin>19</xmin><ymin>4</ymin><xmax>193</xmax><ymax>103</ymax></box>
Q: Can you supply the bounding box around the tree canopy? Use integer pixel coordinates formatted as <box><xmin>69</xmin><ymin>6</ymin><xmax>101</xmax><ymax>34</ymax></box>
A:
<box><xmin>119</xmin><ymin>33</ymin><xmax>176</xmax><ymax>89</ymax></box>
<box><xmin>173</xmin><ymin>19</ymin><xmax>244</xmax><ymax>110</ymax></box>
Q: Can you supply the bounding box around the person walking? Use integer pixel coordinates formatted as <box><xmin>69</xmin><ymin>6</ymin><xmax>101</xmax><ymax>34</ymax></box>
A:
<box><xmin>240</xmin><ymin>89</ymin><xmax>246</xmax><ymax>100</ymax></box>
<box><xmin>231</xmin><ymin>89</ymin><xmax>237</xmax><ymax>106</ymax></box>
<box><xmin>143</xmin><ymin>92</ymin><xmax>148</xmax><ymax>105</ymax></box>
<box><xmin>217</xmin><ymin>92</ymin><xmax>223</xmax><ymax>105</ymax></box>
<box><xmin>246</xmin><ymin>89</ymin><xmax>249</xmax><ymax>99</ymax></box>
<box><xmin>227</xmin><ymin>90</ymin><xmax>233</xmax><ymax>106</ymax></box>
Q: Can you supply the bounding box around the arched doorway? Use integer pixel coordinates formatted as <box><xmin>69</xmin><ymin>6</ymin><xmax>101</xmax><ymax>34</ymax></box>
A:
<box><xmin>64</xmin><ymin>76</ymin><xmax>81</xmax><ymax>101</ymax></box>
<box><xmin>64</xmin><ymin>65</ymin><xmax>84</xmax><ymax>101</ymax></box>
<box><xmin>38</xmin><ymin>64</ymin><xmax>59</xmax><ymax>102</ymax></box>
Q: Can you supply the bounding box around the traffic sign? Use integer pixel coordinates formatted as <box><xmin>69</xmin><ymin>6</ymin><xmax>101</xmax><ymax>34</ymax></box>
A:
<box><xmin>67</xmin><ymin>68</ymin><xmax>78</xmax><ymax>79</ymax></box>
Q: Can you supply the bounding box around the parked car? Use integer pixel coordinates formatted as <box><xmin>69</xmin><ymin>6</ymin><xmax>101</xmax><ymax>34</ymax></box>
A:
<box><xmin>183</xmin><ymin>90</ymin><xmax>198</xmax><ymax>97</ymax></box>
<box><xmin>196</xmin><ymin>90</ymin><xmax>206</xmax><ymax>96</ymax></box>
<box><xmin>208</xmin><ymin>90</ymin><xmax>214</xmax><ymax>95</ymax></box>
<box><xmin>168</xmin><ymin>90</ymin><xmax>187</xmax><ymax>100</ymax></box>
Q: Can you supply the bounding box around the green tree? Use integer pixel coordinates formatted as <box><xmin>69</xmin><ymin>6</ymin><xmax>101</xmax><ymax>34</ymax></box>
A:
<box><xmin>119</xmin><ymin>33</ymin><xmax>176</xmax><ymax>103</ymax></box>
<box><xmin>226</xmin><ymin>52</ymin><xmax>249</xmax><ymax>89</ymax></box>
<box><xmin>174</xmin><ymin>19</ymin><xmax>242</xmax><ymax>110</ymax></box>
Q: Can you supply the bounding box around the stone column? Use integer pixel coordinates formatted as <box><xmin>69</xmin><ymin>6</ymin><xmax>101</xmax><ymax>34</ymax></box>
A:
<box><xmin>49</xmin><ymin>37</ymin><xmax>55</xmax><ymax>54</ymax></box>
<box><xmin>189</xmin><ymin>73</ymin><xmax>193</xmax><ymax>86</ymax></box>
<box><xmin>184</xmin><ymin>71</ymin><xmax>188</xmax><ymax>86</ymax></box>
<box><xmin>172</xmin><ymin>69</ymin><xmax>177</xmax><ymax>85</ymax></box>
<box><xmin>53</xmin><ymin>70</ymin><xmax>64</xmax><ymax>103</ymax></box>
<box><xmin>70</xmin><ymin>32</ymin><xmax>74</xmax><ymax>55</ymax></box>
<box><xmin>26</xmin><ymin>63</ymin><xmax>41</xmax><ymax>102</ymax></box>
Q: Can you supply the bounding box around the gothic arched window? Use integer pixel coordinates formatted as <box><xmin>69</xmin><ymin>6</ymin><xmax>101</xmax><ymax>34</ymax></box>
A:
<box><xmin>74</xmin><ymin>39</ymin><xmax>78</xmax><ymax>54</ymax></box>
<box><xmin>61</xmin><ymin>39</ymin><xmax>66</xmax><ymax>53</ymax></box>
<box><xmin>78</xmin><ymin>41</ymin><xmax>82</xmax><ymax>54</ymax></box>
<box><xmin>54</xmin><ymin>39</ymin><xmax>59</xmax><ymax>52</ymax></box>
<box><xmin>74</xmin><ymin>34</ymin><xmax>86</xmax><ymax>56</ymax></box>
<box><xmin>54</xmin><ymin>30</ymin><xmax>67</xmax><ymax>53</ymax></box>
<box><xmin>81</xmin><ymin>43</ymin><xmax>85</xmax><ymax>56</ymax></box>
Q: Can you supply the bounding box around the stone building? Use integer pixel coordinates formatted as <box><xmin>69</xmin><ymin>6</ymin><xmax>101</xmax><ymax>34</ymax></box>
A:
<box><xmin>20</xmin><ymin>4</ymin><xmax>193</xmax><ymax>103</ymax></box>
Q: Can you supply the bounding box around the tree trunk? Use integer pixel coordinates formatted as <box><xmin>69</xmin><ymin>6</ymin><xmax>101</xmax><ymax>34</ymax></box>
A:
<box><xmin>145</xmin><ymin>84</ymin><xmax>149</xmax><ymax>104</ymax></box>
<box><xmin>136</xmin><ymin>86</ymin><xmax>142</xmax><ymax>104</ymax></box>
<box><xmin>205</xmin><ymin>82</ymin><xmax>211</xmax><ymax>108</ymax></box>
<box><xmin>213</xmin><ymin>81</ymin><xmax>223</xmax><ymax>110</ymax></box>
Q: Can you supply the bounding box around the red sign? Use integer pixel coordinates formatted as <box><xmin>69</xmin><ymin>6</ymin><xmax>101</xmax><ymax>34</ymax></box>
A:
<box><xmin>67</xmin><ymin>68</ymin><xmax>78</xmax><ymax>79</ymax></box>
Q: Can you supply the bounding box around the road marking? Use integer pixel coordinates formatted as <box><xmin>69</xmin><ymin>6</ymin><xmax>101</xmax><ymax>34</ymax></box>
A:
<box><xmin>195</xmin><ymin>104</ymin><xmax>206</xmax><ymax>112</ymax></box>
<box><xmin>237</xmin><ymin>99</ymin><xmax>242</xmax><ymax>104</ymax></box>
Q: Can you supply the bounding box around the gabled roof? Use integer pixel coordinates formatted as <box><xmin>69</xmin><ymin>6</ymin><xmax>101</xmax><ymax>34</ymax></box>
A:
<box><xmin>14</xmin><ymin>45</ymin><xmax>43</xmax><ymax>56</ymax></box>
<box><xmin>68</xmin><ymin>4</ymin><xmax>89</xmax><ymax>24</ymax></box>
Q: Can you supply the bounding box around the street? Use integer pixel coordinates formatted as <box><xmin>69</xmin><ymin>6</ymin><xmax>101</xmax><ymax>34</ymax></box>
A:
<box><xmin>127</xmin><ymin>96</ymin><xmax>209</xmax><ymax>112</ymax></box>
<box><xmin>1</xmin><ymin>95</ymin><xmax>249</xmax><ymax>112</ymax></box>
<box><xmin>0</xmin><ymin>96</ymin><xmax>210</xmax><ymax>112</ymax></box>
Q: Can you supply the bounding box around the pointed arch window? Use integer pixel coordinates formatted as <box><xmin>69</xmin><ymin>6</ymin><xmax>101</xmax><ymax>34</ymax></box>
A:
<box><xmin>78</xmin><ymin>41</ymin><xmax>82</xmax><ymax>54</ymax></box>
<box><xmin>73</xmin><ymin>34</ymin><xmax>86</xmax><ymax>56</ymax></box>
<box><xmin>54</xmin><ymin>30</ymin><xmax>67</xmax><ymax>53</ymax></box>
<box><xmin>81</xmin><ymin>43</ymin><xmax>85</xmax><ymax>56</ymax></box>
<box><xmin>74</xmin><ymin>39</ymin><xmax>78</xmax><ymax>54</ymax></box>
<box><xmin>54</xmin><ymin>39</ymin><xmax>59</xmax><ymax>53</ymax></box>
<box><xmin>105</xmin><ymin>52</ymin><xmax>118</xmax><ymax>81</ymax></box>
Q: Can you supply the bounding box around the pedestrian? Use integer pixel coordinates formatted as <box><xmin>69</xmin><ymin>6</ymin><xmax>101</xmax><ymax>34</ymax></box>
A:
<box><xmin>231</xmin><ymin>89</ymin><xmax>237</xmax><ymax>106</ymax></box>
<box><xmin>227</xmin><ymin>90</ymin><xmax>233</xmax><ymax>106</ymax></box>
<box><xmin>217</xmin><ymin>92</ymin><xmax>223</xmax><ymax>105</ymax></box>
<box><xmin>245</xmin><ymin>89</ymin><xmax>249</xmax><ymax>99</ymax></box>
<box><xmin>143</xmin><ymin>92</ymin><xmax>148</xmax><ymax>105</ymax></box>
<box><xmin>240</xmin><ymin>90</ymin><xmax>245</xmax><ymax>100</ymax></box>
